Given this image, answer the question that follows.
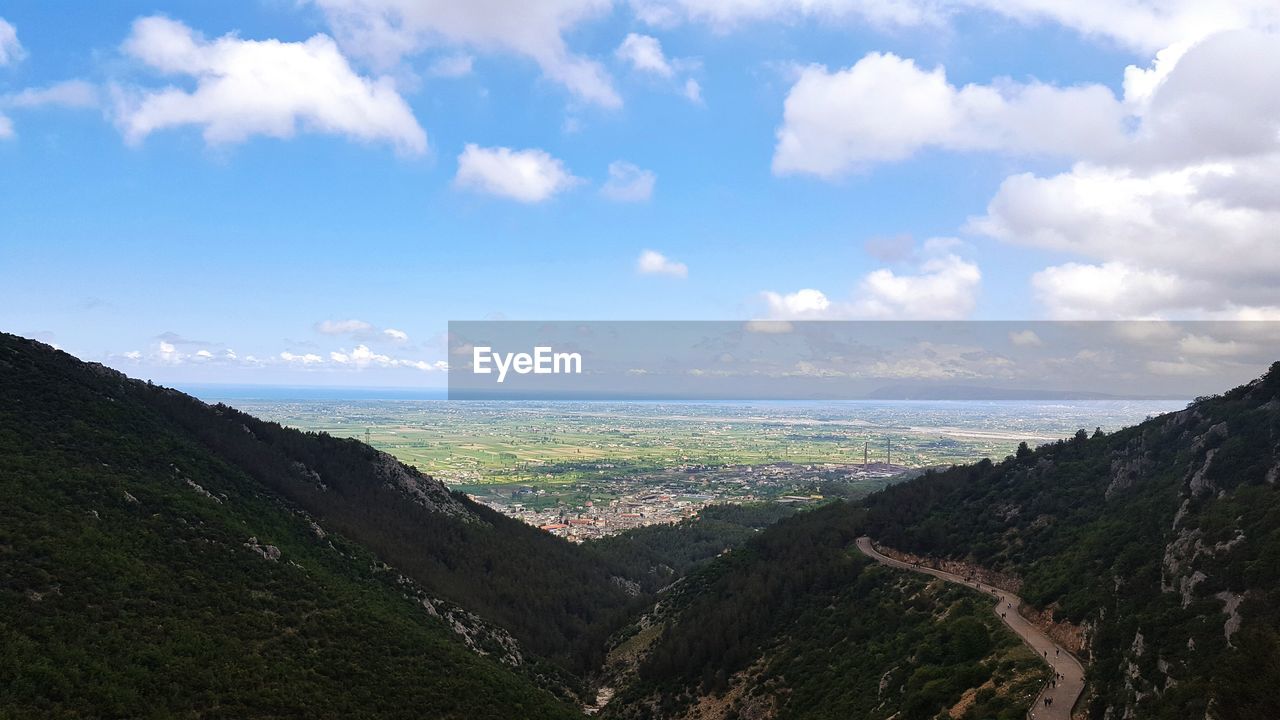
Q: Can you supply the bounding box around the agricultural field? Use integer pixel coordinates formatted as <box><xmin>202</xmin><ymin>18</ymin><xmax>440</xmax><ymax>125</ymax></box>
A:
<box><xmin>220</xmin><ymin>397</ymin><xmax>1185</xmax><ymax>494</ymax></box>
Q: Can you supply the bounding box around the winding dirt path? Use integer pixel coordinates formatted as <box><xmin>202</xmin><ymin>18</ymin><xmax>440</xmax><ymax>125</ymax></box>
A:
<box><xmin>855</xmin><ymin>537</ymin><xmax>1085</xmax><ymax>720</ymax></box>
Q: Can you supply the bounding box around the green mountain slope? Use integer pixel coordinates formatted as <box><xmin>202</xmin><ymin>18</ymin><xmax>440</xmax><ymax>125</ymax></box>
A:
<box><xmin>861</xmin><ymin>363</ymin><xmax>1280</xmax><ymax>719</ymax></box>
<box><xmin>608</xmin><ymin>363</ymin><xmax>1280</xmax><ymax>720</ymax></box>
<box><xmin>0</xmin><ymin>334</ymin><xmax>593</xmax><ymax>718</ymax></box>
<box><xmin>602</xmin><ymin>504</ymin><xmax>1048</xmax><ymax>720</ymax></box>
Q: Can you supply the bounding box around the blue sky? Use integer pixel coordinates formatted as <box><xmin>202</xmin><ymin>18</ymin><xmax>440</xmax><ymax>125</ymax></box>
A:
<box><xmin>2</xmin><ymin>1</ymin><xmax>1279</xmax><ymax>386</ymax></box>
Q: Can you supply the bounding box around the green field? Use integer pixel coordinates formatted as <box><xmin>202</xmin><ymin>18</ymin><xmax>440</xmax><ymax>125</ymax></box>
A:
<box><xmin>224</xmin><ymin>399</ymin><xmax>1186</xmax><ymax>489</ymax></box>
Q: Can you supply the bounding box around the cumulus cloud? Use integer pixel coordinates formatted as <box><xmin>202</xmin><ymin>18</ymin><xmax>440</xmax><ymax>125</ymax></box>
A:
<box><xmin>0</xmin><ymin>18</ymin><xmax>23</xmax><ymax>66</ymax></box>
<box><xmin>773</xmin><ymin>28</ymin><xmax>1280</xmax><ymax>178</ymax></box>
<box><xmin>637</xmin><ymin>249</ymin><xmax>688</xmax><ymax>278</ymax></box>
<box><xmin>329</xmin><ymin>344</ymin><xmax>447</xmax><ymax>371</ymax></box>
<box><xmin>692</xmin><ymin>4</ymin><xmax>1280</xmax><ymax>320</ymax></box>
<box><xmin>935</xmin><ymin>28</ymin><xmax>1280</xmax><ymax>319</ymax></box>
<box><xmin>1029</xmin><ymin>262</ymin><xmax>1189</xmax><ymax>320</ymax></box>
<box><xmin>0</xmin><ymin>115</ymin><xmax>11</xmax><ymax>139</ymax></box>
<box><xmin>614</xmin><ymin>32</ymin><xmax>702</xmax><ymax>103</ymax></box>
<box><xmin>117</xmin><ymin>332</ymin><xmax>443</xmax><ymax>373</ymax></box>
<box><xmin>148</xmin><ymin>338</ymin><xmax>241</xmax><ymax>365</ymax></box>
<box><xmin>616</xmin><ymin>33</ymin><xmax>672</xmax><ymax>77</ymax></box>
<box><xmin>761</xmin><ymin>288</ymin><xmax>831</xmax><ymax>318</ymax></box>
<box><xmin>762</xmin><ymin>245</ymin><xmax>981</xmax><ymax>319</ymax></box>
<box><xmin>601</xmin><ymin>160</ymin><xmax>656</xmax><ymax>202</ymax></box>
<box><xmin>308</xmin><ymin>0</ymin><xmax>620</xmax><ymax>107</ymax></box>
<box><xmin>114</xmin><ymin>16</ymin><xmax>426</xmax><ymax>153</ymax></box>
<box><xmin>772</xmin><ymin>52</ymin><xmax>1126</xmax><ymax>177</ymax></box>
<box><xmin>1125</xmin><ymin>30</ymin><xmax>1280</xmax><ymax>166</ymax></box>
<box><xmin>280</xmin><ymin>350</ymin><xmax>325</xmax><ymax>365</ymax></box>
<box><xmin>976</xmin><ymin>157</ymin><xmax>1280</xmax><ymax>318</ymax></box>
<box><xmin>455</xmin><ymin>143</ymin><xmax>580</xmax><ymax>202</ymax></box>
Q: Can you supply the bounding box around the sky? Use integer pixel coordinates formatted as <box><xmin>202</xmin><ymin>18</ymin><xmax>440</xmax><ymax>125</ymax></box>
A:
<box><xmin>2</xmin><ymin>1</ymin><xmax>1279</xmax><ymax>387</ymax></box>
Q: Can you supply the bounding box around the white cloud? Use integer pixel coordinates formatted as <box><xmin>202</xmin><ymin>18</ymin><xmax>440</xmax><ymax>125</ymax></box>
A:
<box><xmin>427</xmin><ymin>53</ymin><xmax>474</xmax><ymax>77</ymax></box>
<box><xmin>1009</xmin><ymin>329</ymin><xmax>1043</xmax><ymax>347</ymax></box>
<box><xmin>954</xmin><ymin>29</ymin><xmax>1280</xmax><ymax>319</ymax></box>
<box><xmin>979</xmin><ymin>158</ymin><xmax>1280</xmax><ymax>317</ymax></box>
<box><xmin>309</xmin><ymin>0</ymin><xmax>620</xmax><ymax>107</ymax></box>
<box><xmin>761</xmin><ymin>288</ymin><xmax>830</xmax><ymax>317</ymax></box>
<box><xmin>774</xmin><ymin>29</ymin><xmax>1280</xmax><ymax>178</ymax></box>
<box><xmin>115</xmin><ymin>16</ymin><xmax>426</xmax><ymax>153</ymax></box>
<box><xmin>762</xmin><ymin>249</ymin><xmax>981</xmax><ymax>319</ymax></box>
<box><xmin>616</xmin><ymin>33</ymin><xmax>672</xmax><ymax>77</ymax></box>
<box><xmin>1030</xmin><ymin>262</ymin><xmax>1188</xmax><ymax>320</ymax></box>
<box><xmin>0</xmin><ymin>80</ymin><xmax>102</xmax><ymax>138</ymax></box>
<box><xmin>455</xmin><ymin>143</ymin><xmax>580</xmax><ymax>202</ymax></box>
<box><xmin>601</xmin><ymin>160</ymin><xmax>655</xmax><ymax>202</ymax></box>
<box><xmin>1125</xmin><ymin>30</ymin><xmax>1280</xmax><ymax>166</ymax></box>
<box><xmin>4</xmin><ymin>80</ymin><xmax>100</xmax><ymax>109</ymax></box>
<box><xmin>0</xmin><ymin>17</ymin><xmax>23</xmax><ymax>66</ymax></box>
<box><xmin>124</xmin><ymin>350</ymin><xmax>143</xmax><ymax>360</ymax></box>
<box><xmin>316</xmin><ymin>319</ymin><xmax>414</xmax><ymax>345</ymax></box>
<box><xmin>636</xmin><ymin>249</ymin><xmax>688</xmax><ymax>278</ymax></box>
<box><xmin>772</xmin><ymin>52</ymin><xmax>1126</xmax><ymax>177</ymax></box>
<box><xmin>281</xmin><ymin>350</ymin><xmax>325</xmax><ymax>365</ymax></box>
<box><xmin>959</xmin><ymin>0</ymin><xmax>1280</xmax><ymax>54</ymax></box>
<box><xmin>630</xmin><ymin>0</ymin><xmax>937</xmax><ymax>32</ymax></box>
<box><xmin>614</xmin><ymin>32</ymin><xmax>702</xmax><ymax>103</ymax></box>
<box><xmin>1178</xmin><ymin>334</ymin><xmax>1246</xmax><ymax>357</ymax></box>
<box><xmin>329</xmin><ymin>344</ymin><xmax>445</xmax><ymax>370</ymax></box>
<box><xmin>682</xmin><ymin>78</ymin><xmax>702</xmax><ymax>104</ymax></box>
<box><xmin>316</xmin><ymin>319</ymin><xmax>376</xmax><ymax>335</ymax></box>
<box><xmin>633</xmin><ymin>1</ymin><xmax>1280</xmax><ymax>54</ymax></box>
<box><xmin>848</xmin><ymin>253</ymin><xmax>981</xmax><ymax>319</ymax></box>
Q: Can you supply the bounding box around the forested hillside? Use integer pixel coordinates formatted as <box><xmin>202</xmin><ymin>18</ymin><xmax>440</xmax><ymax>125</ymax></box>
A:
<box><xmin>602</xmin><ymin>504</ymin><xmax>1049</xmax><ymax>720</ymax></box>
<box><xmin>860</xmin><ymin>363</ymin><xmax>1280</xmax><ymax>719</ymax></box>
<box><xmin>137</xmin><ymin>386</ymin><xmax>647</xmax><ymax>674</ymax></box>
<box><xmin>9</xmin><ymin>330</ymin><xmax>1280</xmax><ymax>720</ymax></box>
<box><xmin>607</xmin><ymin>364</ymin><xmax>1280</xmax><ymax>720</ymax></box>
<box><xmin>588</xmin><ymin>503</ymin><xmax>796</xmax><ymax>592</ymax></box>
<box><xmin>0</xmin><ymin>334</ymin><xmax>590</xmax><ymax>718</ymax></box>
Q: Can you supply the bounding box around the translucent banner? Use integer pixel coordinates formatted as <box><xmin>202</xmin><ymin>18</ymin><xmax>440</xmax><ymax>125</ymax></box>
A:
<box><xmin>447</xmin><ymin>321</ymin><xmax>1280</xmax><ymax>401</ymax></box>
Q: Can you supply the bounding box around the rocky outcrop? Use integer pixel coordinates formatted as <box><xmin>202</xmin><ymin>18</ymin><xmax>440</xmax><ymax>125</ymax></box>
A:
<box><xmin>243</xmin><ymin>536</ymin><xmax>281</xmax><ymax>561</ymax></box>
<box><xmin>371</xmin><ymin>451</ymin><xmax>477</xmax><ymax>522</ymax></box>
<box><xmin>1107</xmin><ymin>436</ymin><xmax>1153</xmax><ymax>499</ymax></box>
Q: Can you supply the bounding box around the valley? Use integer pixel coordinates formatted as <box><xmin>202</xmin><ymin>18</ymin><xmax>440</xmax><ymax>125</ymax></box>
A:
<box><xmin>7</xmin><ymin>334</ymin><xmax>1280</xmax><ymax>720</ymax></box>
<box><xmin>218</xmin><ymin>397</ymin><xmax>1183</xmax><ymax>538</ymax></box>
